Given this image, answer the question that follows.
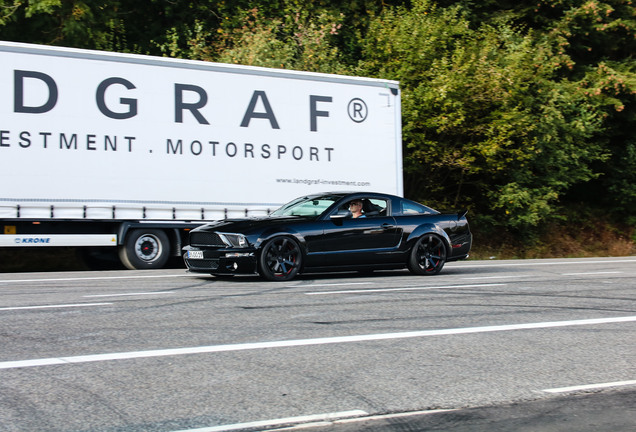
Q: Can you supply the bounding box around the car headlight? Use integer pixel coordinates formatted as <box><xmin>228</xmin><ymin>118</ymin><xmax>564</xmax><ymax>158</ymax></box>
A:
<box><xmin>218</xmin><ymin>233</ymin><xmax>249</xmax><ymax>248</ymax></box>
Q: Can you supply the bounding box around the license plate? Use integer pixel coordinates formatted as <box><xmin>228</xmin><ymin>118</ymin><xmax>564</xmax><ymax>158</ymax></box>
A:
<box><xmin>188</xmin><ymin>250</ymin><xmax>204</xmax><ymax>259</ymax></box>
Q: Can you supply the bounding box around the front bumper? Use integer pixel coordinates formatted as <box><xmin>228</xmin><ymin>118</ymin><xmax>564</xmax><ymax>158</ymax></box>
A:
<box><xmin>183</xmin><ymin>246</ymin><xmax>258</xmax><ymax>274</ymax></box>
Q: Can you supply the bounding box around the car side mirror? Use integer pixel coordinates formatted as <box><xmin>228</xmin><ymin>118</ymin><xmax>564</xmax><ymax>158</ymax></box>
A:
<box><xmin>330</xmin><ymin>209</ymin><xmax>352</xmax><ymax>220</ymax></box>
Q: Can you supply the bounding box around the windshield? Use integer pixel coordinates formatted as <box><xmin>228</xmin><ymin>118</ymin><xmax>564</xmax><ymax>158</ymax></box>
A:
<box><xmin>270</xmin><ymin>195</ymin><xmax>342</xmax><ymax>217</ymax></box>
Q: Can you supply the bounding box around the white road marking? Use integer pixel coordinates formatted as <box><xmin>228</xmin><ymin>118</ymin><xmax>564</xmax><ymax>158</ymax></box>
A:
<box><xmin>171</xmin><ymin>410</ymin><xmax>368</xmax><ymax>432</ymax></box>
<box><xmin>253</xmin><ymin>409</ymin><xmax>457</xmax><ymax>431</ymax></box>
<box><xmin>336</xmin><ymin>408</ymin><xmax>457</xmax><ymax>424</ymax></box>
<box><xmin>83</xmin><ymin>292</ymin><xmax>175</xmax><ymax>298</ymax></box>
<box><xmin>461</xmin><ymin>275</ymin><xmax>531</xmax><ymax>280</ymax></box>
<box><xmin>1</xmin><ymin>315</ymin><xmax>634</xmax><ymax>370</ymax></box>
<box><xmin>305</xmin><ymin>283</ymin><xmax>506</xmax><ymax>295</ymax></box>
<box><xmin>561</xmin><ymin>272</ymin><xmax>623</xmax><ymax>276</ymax></box>
<box><xmin>0</xmin><ymin>303</ymin><xmax>112</xmax><ymax>311</ymax></box>
<box><xmin>0</xmin><ymin>274</ymin><xmax>190</xmax><ymax>284</ymax></box>
<box><xmin>543</xmin><ymin>380</ymin><xmax>636</xmax><ymax>393</ymax></box>
<box><xmin>289</xmin><ymin>282</ymin><xmax>374</xmax><ymax>288</ymax></box>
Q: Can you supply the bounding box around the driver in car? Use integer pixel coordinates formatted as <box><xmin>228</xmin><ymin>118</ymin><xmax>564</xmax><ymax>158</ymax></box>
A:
<box><xmin>349</xmin><ymin>200</ymin><xmax>365</xmax><ymax>218</ymax></box>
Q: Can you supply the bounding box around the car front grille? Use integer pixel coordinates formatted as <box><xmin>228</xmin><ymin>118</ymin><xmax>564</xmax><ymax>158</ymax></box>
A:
<box><xmin>185</xmin><ymin>258</ymin><xmax>219</xmax><ymax>271</ymax></box>
<box><xmin>190</xmin><ymin>232</ymin><xmax>226</xmax><ymax>247</ymax></box>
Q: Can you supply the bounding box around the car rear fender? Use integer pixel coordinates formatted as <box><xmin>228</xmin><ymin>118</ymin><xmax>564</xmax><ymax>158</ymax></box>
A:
<box><xmin>406</xmin><ymin>224</ymin><xmax>452</xmax><ymax>251</ymax></box>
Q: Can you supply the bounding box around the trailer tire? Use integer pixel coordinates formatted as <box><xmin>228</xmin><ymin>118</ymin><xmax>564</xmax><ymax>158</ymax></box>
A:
<box><xmin>119</xmin><ymin>229</ymin><xmax>171</xmax><ymax>270</ymax></box>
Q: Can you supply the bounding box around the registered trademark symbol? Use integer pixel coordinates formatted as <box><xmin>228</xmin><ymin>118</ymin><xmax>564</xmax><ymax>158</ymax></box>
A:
<box><xmin>347</xmin><ymin>98</ymin><xmax>368</xmax><ymax>123</ymax></box>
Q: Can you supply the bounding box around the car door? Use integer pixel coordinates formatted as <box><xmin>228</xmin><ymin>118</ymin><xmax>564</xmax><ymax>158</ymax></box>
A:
<box><xmin>305</xmin><ymin>198</ymin><xmax>402</xmax><ymax>266</ymax></box>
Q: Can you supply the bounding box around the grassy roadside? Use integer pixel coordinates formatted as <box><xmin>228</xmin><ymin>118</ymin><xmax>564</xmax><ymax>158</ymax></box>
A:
<box><xmin>470</xmin><ymin>220</ymin><xmax>636</xmax><ymax>260</ymax></box>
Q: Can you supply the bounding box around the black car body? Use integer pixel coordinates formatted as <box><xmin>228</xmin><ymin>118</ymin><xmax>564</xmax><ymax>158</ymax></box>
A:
<box><xmin>183</xmin><ymin>192</ymin><xmax>472</xmax><ymax>281</ymax></box>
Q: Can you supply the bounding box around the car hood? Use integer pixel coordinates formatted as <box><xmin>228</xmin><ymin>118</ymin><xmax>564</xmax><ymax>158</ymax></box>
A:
<box><xmin>193</xmin><ymin>215</ymin><xmax>312</xmax><ymax>235</ymax></box>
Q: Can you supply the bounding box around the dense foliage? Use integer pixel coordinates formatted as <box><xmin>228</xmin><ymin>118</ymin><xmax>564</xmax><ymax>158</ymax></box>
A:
<box><xmin>2</xmin><ymin>0</ymin><xmax>634</xmax><ymax>241</ymax></box>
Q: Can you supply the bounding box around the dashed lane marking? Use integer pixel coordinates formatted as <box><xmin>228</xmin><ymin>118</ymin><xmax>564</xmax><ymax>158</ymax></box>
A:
<box><xmin>1</xmin><ymin>315</ymin><xmax>634</xmax><ymax>370</ymax></box>
<box><xmin>0</xmin><ymin>274</ymin><xmax>190</xmax><ymax>284</ymax></box>
<box><xmin>171</xmin><ymin>410</ymin><xmax>368</xmax><ymax>432</ymax></box>
<box><xmin>0</xmin><ymin>303</ymin><xmax>112</xmax><ymax>311</ymax></box>
<box><xmin>543</xmin><ymin>380</ymin><xmax>636</xmax><ymax>393</ymax></box>
<box><xmin>83</xmin><ymin>292</ymin><xmax>175</xmax><ymax>298</ymax></box>
<box><xmin>304</xmin><ymin>283</ymin><xmax>506</xmax><ymax>295</ymax></box>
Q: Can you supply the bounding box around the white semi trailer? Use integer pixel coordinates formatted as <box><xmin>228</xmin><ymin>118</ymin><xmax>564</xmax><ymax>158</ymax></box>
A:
<box><xmin>0</xmin><ymin>41</ymin><xmax>402</xmax><ymax>269</ymax></box>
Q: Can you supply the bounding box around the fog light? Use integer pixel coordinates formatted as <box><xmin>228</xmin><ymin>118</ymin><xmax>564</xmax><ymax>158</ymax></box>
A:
<box><xmin>225</xmin><ymin>252</ymin><xmax>252</xmax><ymax>258</ymax></box>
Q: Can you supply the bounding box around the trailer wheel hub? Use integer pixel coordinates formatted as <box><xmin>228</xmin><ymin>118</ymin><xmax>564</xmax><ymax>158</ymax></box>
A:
<box><xmin>135</xmin><ymin>234</ymin><xmax>160</xmax><ymax>262</ymax></box>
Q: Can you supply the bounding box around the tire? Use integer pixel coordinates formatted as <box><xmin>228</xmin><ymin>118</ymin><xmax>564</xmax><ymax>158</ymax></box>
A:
<box><xmin>258</xmin><ymin>236</ymin><xmax>302</xmax><ymax>281</ymax></box>
<box><xmin>119</xmin><ymin>229</ymin><xmax>171</xmax><ymax>270</ymax></box>
<box><xmin>408</xmin><ymin>234</ymin><xmax>447</xmax><ymax>275</ymax></box>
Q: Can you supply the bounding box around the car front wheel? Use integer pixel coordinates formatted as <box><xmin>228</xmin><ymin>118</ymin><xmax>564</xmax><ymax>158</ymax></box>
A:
<box><xmin>408</xmin><ymin>234</ymin><xmax>447</xmax><ymax>275</ymax></box>
<box><xmin>258</xmin><ymin>236</ymin><xmax>302</xmax><ymax>281</ymax></box>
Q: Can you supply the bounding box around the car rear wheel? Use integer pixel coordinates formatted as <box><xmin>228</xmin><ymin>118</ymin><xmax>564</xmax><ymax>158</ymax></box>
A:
<box><xmin>408</xmin><ymin>234</ymin><xmax>447</xmax><ymax>275</ymax></box>
<box><xmin>258</xmin><ymin>236</ymin><xmax>302</xmax><ymax>281</ymax></box>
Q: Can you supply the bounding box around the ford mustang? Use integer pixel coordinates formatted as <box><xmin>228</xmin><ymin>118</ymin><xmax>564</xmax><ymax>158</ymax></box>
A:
<box><xmin>183</xmin><ymin>192</ymin><xmax>472</xmax><ymax>281</ymax></box>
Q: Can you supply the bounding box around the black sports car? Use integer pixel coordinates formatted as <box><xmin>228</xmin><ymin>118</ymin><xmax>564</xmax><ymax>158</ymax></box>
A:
<box><xmin>183</xmin><ymin>192</ymin><xmax>472</xmax><ymax>281</ymax></box>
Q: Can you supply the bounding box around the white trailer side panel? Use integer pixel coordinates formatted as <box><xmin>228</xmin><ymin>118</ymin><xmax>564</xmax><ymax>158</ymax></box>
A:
<box><xmin>0</xmin><ymin>42</ymin><xmax>402</xmax><ymax>220</ymax></box>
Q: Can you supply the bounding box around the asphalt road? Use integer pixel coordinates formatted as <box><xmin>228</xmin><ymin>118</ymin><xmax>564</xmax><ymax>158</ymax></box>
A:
<box><xmin>0</xmin><ymin>257</ymin><xmax>635</xmax><ymax>431</ymax></box>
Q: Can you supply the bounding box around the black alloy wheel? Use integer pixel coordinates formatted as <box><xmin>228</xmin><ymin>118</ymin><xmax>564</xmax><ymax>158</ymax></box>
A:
<box><xmin>408</xmin><ymin>233</ymin><xmax>447</xmax><ymax>275</ymax></box>
<box><xmin>258</xmin><ymin>236</ymin><xmax>302</xmax><ymax>281</ymax></box>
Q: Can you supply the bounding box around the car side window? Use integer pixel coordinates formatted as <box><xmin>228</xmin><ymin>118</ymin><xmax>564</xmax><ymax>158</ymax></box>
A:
<box><xmin>401</xmin><ymin>200</ymin><xmax>436</xmax><ymax>215</ymax></box>
<box><xmin>335</xmin><ymin>198</ymin><xmax>388</xmax><ymax>218</ymax></box>
<box><xmin>363</xmin><ymin>199</ymin><xmax>388</xmax><ymax>217</ymax></box>
<box><xmin>292</xmin><ymin>200</ymin><xmax>334</xmax><ymax>216</ymax></box>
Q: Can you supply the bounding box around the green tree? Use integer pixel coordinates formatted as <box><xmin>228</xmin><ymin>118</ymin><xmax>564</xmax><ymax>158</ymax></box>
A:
<box><xmin>2</xmin><ymin>0</ymin><xmax>634</xmax><ymax>232</ymax></box>
<box><xmin>0</xmin><ymin>1</ymin><xmax>228</xmax><ymax>53</ymax></box>
<box><xmin>540</xmin><ymin>0</ymin><xmax>636</xmax><ymax>217</ymax></box>
<box><xmin>359</xmin><ymin>0</ymin><xmax>608</xmax><ymax>232</ymax></box>
<box><xmin>433</xmin><ymin>1</ymin><xmax>636</xmax><ymax>219</ymax></box>
<box><xmin>149</xmin><ymin>0</ymin><xmax>409</xmax><ymax>73</ymax></box>
<box><xmin>163</xmin><ymin>6</ymin><xmax>348</xmax><ymax>74</ymax></box>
